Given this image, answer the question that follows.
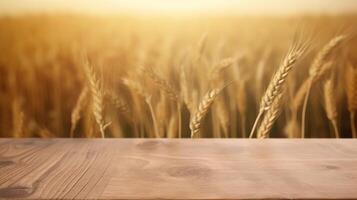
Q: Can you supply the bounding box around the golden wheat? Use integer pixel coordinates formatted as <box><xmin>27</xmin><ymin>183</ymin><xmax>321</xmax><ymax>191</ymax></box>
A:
<box><xmin>11</xmin><ymin>99</ymin><xmax>24</xmax><ymax>138</ymax></box>
<box><xmin>107</xmin><ymin>92</ymin><xmax>128</xmax><ymax>113</ymax></box>
<box><xmin>209</xmin><ymin>57</ymin><xmax>235</xmax><ymax>83</ymax></box>
<box><xmin>249</xmin><ymin>39</ymin><xmax>309</xmax><ymax>138</ymax></box>
<box><xmin>257</xmin><ymin>94</ymin><xmax>284</xmax><ymax>139</ymax></box>
<box><xmin>145</xmin><ymin>95</ymin><xmax>160</xmax><ymax>138</ymax></box>
<box><xmin>236</xmin><ymin>79</ymin><xmax>247</xmax><ymax>137</ymax></box>
<box><xmin>84</xmin><ymin>59</ymin><xmax>110</xmax><ymax>138</ymax></box>
<box><xmin>309</xmin><ymin>36</ymin><xmax>346</xmax><ymax>80</ymax></box>
<box><xmin>215</xmin><ymin>99</ymin><xmax>229</xmax><ymax>137</ymax></box>
<box><xmin>190</xmin><ymin>88</ymin><xmax>222</xmax><ymax>138</ymax></box>
<box><xmin>1</xmin><ymin>15</ymin><xmax>356</xmax><ymax>139</ymax></box>
<box><xmin>142</xmin><ymin>66</ymin><xmax>179</xmax><ymax>101</ymax></box>
<box><xmin>141</xmin><ymin>66</ymin><xmax>182</xmax><ymax>137</ymax></box>
<box><xmin>346</xmin><ymin>61</ymin><xmax>357</xmax><ymax>138</ymax></box>
<box><xmin>292</xmin><ymin>61</ymin><xmax>333</xmax><ymax>112</ymax></box>
<box><xmin>301</xmin><ymin>35</ymin><xmax>346</xmax><ymax>138</ymax></box>
<box><xmin>323</xmin><ymin>76</ymin><xmax>339</xmax><ymax>138</ymax></box>
<box><xmin>70</xmin><ymin>86</ymin><xmax>89</xmax><ymax>137</ymax></box>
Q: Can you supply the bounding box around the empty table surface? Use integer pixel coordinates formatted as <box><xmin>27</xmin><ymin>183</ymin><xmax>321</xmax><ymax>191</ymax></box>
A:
<box><xmin>0</xmin><ymin>139</ymin><xmax>357</xmax><ymax>199</ymax></box>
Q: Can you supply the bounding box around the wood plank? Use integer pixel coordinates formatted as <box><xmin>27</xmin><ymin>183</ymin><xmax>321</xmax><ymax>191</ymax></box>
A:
<box><xmin>0</xmin><ymin>139</ymin><xmax>357</xmax><ymax>199</ymax></box>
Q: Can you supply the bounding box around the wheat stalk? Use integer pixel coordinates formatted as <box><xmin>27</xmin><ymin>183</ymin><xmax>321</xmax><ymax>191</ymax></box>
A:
<box><xmin>323</xmin><ymin>76</ymin><xmax>339</xmax><ymax>138</ymax></box>
<box><xmin>290</xmin><ymin>61</ymin><xmax>333</xmax><ymax>133</ymax></box>
<box><xmin>141</xmin><ymin>66</ymin><xmax>182</xmax><ymax>137</ymax></box>
<box><xmin>70</xmin><ymin>86</ymin><xmax>89</xmax><ymax>137</ymax></box>
<box><xmin>12</xmin><ymin>98</ymin><xmax>24</xmax><ymax>138</ymax></box>
<box><xmin>145</xmin><ymin>95</ymin><xmax>160</xmax><ymax>138</ymax></box>
<box><xmin>167</xmin><ymin>115</ymin><xmax>178</xmax><ymax>138</ymax></box>
<box><xmin>180</xmin><ymin>69</ymin><xmax>192</xmax><ymax>111</ymax></box>
<box><xmin>301</xmin><ymin>35</ymin><xmax>346</xmax><ymax>138</ymax></box>
<box><xmin>215</xmin><ymin>99</ymin><xmax>229</xmax><ymax>138</ymax></box>
<box><xmin>122</xmin><ymin>78</ymin><xmax>146</xmax><ymax>137</ymax></box>
<box><xmin>284</xmin><ymin>117</ymin><xmax>300</xmax><ymax>138</ymax></box>
<box><xmin>249</xmin><ymin>39</ymin><xmax>309</xmax><ymax>138</ymax></box>
<box><xmin>346</xmin><ymin>61</ymin><xmax>357</xmax><ymax>138</ymax></box>
<box><xmin>84</xmin><ymin>59</ymin><xmax>110</xmax><ymax>138</ymax></box>
<box><xmin>237</xmin><ymin>79</ymin><xmax>247</xmax><ymax>137</ymax></box>
<box><xmin>122</xmin><ymin>78</ymin><xmax>160</xmax><ymax>138</ymax></box>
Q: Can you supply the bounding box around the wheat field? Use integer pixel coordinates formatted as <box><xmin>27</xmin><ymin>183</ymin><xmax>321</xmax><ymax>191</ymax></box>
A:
<box><xmin>0</xmin><ymin>14</ymin><xmax>356</xmax><ymax>138</ymax></box>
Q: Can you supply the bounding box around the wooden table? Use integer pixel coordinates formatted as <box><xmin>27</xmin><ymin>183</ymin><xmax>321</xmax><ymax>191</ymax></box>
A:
<box><xmin>0</xmin><ymin>139</ymin><xmax>357</xmax><ymax>199</ymax></box>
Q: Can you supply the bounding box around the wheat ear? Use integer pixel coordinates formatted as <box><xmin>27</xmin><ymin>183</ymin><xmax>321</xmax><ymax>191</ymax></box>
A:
<box><xmin>257</xmin><ymin>94</ymin><xmax>284</xmax><ymax>139</ymax></box>
<box><xmin>292</xmin><ymin>61</ymin><xmax>333</xmax><ymax>112</ymax></box>
<box><xmin>301</xmin><ymin>35</ymin><xmax>346</xmax><ymax>138</ymax></box>
<box><xmin>141</xmin><ymin>66</ymin><xmax>181</xmax><ymax>137</ymax></box>
<box><xmin>194</xmin><ymin>33</ymin><xmax>208</xmax><ymax>62</ymax></box>
<box><xmin>106</xmin><ymin>92</ymin><xmax>128</xmax><ymax>113</ymax></box>
<box><xmin>249</xmin><ymin>39</ymin><xmax>309</xmax><ymax>138</ymax></box>
<box><xmin>141</xmin><ymin>66</ymin><xmax>178</xmax><ymax>101</ymax></box>
<box><xmin>346</xmin><ymin>61</ymin><xmax>357</xmax><ymax>137</ymax></box>
<box><xmin>190</xmin><ymin>85</ymin><xmax>228</xmax><ymax>138</ymax></box>
<box><xmin>323</xmin><ymin>76</ymin><xmax>339</xmax><ymax>138</ymax></box>
<box><xmin>309</xmin><ymin>35</ymin><xmax>346</xmax><ymax>80</ymax></box>
<box><xmin>70</xmin><ymin>86</ymin><xmax>89</xmax><ymax>137</ymax></box>
<box><xmin>209</xmin><ymin>57</ymin><xmax>235</xmax><ymax>82</ymax></box>
<box><xmin>84</xmin><ymin>59</ymin><xmax>110</xmax><ymax>138</ymax></box>
<box><xmin>122</xmin><ymin>78</ymin><xmax>149</xmax><ymax>98</ymax></box>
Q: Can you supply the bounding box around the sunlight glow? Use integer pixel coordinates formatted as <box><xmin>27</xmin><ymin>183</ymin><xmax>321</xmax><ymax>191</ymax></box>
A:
<box><xmin>0</xmin><ymin>0</ymin><xmax>356</xmax><ymax>15</ymax></box>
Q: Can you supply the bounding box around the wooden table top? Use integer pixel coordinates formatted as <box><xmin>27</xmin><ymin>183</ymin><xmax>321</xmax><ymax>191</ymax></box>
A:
<box><xmin>0</xmin><ymin>139</ymin><xmax>357</xmax><ymax>200</ymax></box>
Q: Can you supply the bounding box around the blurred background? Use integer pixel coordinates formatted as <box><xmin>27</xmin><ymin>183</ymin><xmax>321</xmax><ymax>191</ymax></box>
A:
<box><xmin>0</xmin><ymin>0</ymin><xmax>356</xmax><ymax>138</ymax></box>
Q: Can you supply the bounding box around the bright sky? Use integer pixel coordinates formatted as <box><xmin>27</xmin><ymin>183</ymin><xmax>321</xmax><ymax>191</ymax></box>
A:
<box><xmin>0</xmin><ymin>0</ymin><xmax>356</xmax><ymax>15</ymax></box>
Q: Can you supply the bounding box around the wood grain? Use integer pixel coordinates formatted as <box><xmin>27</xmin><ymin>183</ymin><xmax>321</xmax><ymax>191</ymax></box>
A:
<box><xmin>0</xmin><ymin>139</ymin><xmax>357</xmax><ymax>199</ymax></box>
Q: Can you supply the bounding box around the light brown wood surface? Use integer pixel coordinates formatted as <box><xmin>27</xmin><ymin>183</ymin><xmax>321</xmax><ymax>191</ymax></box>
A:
<box><xmin>0</xmin><ymin>139</ymin><xmax>357</xmax><ymax>199</ymax></box>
